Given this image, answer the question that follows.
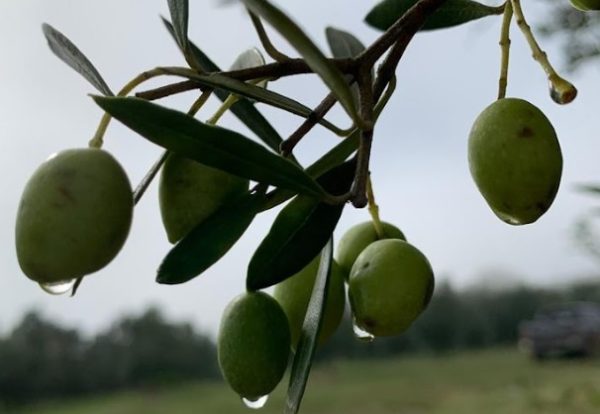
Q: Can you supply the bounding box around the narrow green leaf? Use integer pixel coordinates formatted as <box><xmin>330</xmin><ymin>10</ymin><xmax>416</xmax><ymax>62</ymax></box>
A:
<box><xmin>167</xmin><ymin>0</ymin><xmax>189</xmax><ymax>53</ymax></box>
<box><xmin>161</xmin><ymin>67</ymin><xmax>342</xmax><ymax>133</ymax></box>
<box><xmin>325</xmin><ymin>27</ymin><xmax>366</xmax><ymax>60</ymax></box>
<box><xmin>41</xmin><ymin>23</ymin><xmax>113</xmax><ymax>96</ymax></box>
<box><xmin>247</xmin><ymin>160</ymin><xmax>355</xmax><ymax>291</ymax></box>
<box><xmin>285</xmin><ymin>238</ymin><xmax>332</xmax><ymax>414</ymax></box>
<box><xmin>241</xmin><ymin>0</ymin><xmax>359</xmax><ymax>122</ymax></box>
<box><xmin>365</xmin><ymin>0</ymin><xmax>503</xmax><ymax>32</ymax></box>
<box><xmin>93</xmin><ymin>96</ymin><xmax>325</xmax><ymax>198</ymax></box>
<box><xmin>325</xmin><ymin>27</ymin><xmax>366</xmax><ymax>107</ymax></box>
<box><xmin>162</xmin><ymin>17</ymin><xmax>283</xmax><ymax>152</ymax></box>
<box><xmin>157</xmin><ymin>190</ymin><xmax>265</xmax><ymax>285</ymax></box>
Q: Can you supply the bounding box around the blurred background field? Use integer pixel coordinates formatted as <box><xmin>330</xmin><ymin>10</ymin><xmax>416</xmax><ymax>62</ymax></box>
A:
<box><xmin>11</xmin><ymin>349</ymin><xmax>600</xmax><ymax>414</ymax></box>
<box><xmin>2</xmin><ymin>278</ymin><xmax>600</xmax><ymax>413</ymax></box>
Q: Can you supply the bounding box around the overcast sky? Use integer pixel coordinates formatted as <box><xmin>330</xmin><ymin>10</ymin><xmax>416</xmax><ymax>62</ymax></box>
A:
<box><xmin>1</xmin><ymin>0</ymin><xmax>600</xmax><ymax>336</ymax></box>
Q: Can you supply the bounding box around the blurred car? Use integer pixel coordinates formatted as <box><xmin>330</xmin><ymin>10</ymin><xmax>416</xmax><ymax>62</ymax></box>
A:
<box><xmin>518</xmin><ymin>302</ymin><xmax>600</xmax><ymax>359</ymax></box>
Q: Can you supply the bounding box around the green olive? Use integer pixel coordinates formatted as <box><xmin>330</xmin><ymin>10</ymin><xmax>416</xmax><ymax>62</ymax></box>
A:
<box><xmin>15</xmin><ymin>148</ymin><xmax>133</xmax><ymax>284</ymax></box>
<box><xmin>218</xmin><ymin>292</ymin><xmax>291</xmax><ymax>401</ymax></box>
<box><xmin>159</xmin><ymin>154</ymin><xmax>249</xmax><ymax>243</ymax></box>
<box><xmin>336</xmin><ymin>221</ymin><xmax>406</xmax><ymax>276</ymax></box>
<box><xmin>273</xmin><ymin>256</ymin><xmax>345</xmax><ymax>349</ymax></box>
<box><xmin>349</xmin><ymin>239</ymin><xmax>434</xmax><ymax>337</ymax></box>
<box><xmin>468</xmin><ymin>98</ymin><xmax>562</xmax><ymax>225</ymax></box>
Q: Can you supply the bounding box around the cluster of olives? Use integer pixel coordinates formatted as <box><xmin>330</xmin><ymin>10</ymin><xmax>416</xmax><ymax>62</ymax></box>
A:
<box><xmin>217</xmin><ymin>220</ymin><xmax>434</xmax><ymax>402</ymax></box>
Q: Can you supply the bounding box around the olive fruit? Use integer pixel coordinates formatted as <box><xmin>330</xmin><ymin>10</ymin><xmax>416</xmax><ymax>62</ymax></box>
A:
<box><xmin>218</xmin><ymin>292</ymin><xmax>291</xmax><ymax>401</ymax></box>
<box><xmin>348</xmin><ymin>239</ymin><xmax>434</xmax><ymax>337</ymax></box>
<box><xmin>336</xmin><ymin>221</ymin><xmax>406</xmax><ymax>275</ymax></box>
<box><xmin>15</xmin><ymin>148</ymin><xmax>133</xmax><ymax>284</ymax></box>
<box><xmin>570</xmin><ymin>0</ymin><xmax>600</xmax><ymax>11</ymax></box>
<box><xmin>468</xmin><ymin>98</ymin><xmax>562</xmax><ymax>225</ymax></box>
<box><xmin>273</xmin><ymin>256</ymin><xmax>345</xmax><ymax>349</ymax></box>
<box><xmin>159</xmin><ymin>154</ymin><xmax>249</xmax><ymax>243</ymax></box>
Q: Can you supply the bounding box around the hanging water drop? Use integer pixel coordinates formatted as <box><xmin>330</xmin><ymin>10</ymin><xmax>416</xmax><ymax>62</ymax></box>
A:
<box><xmin>39</xmin><ymin>279</ymin><xmax>76</xmax><ymax>296</ymax></box>
<box><xmin>548</xmin><ymin>75</ymin><xmax>577</xmax><ymax>105</ymax></box>
<box><xmin>352</xmin><ymin>317</ymin><xmax>374</xmax><ymax>342</ymax></box>
<box><xmin>242</xmin><ymin>394</ymin><xmax>269</xmax><ymax>409</ymax></box>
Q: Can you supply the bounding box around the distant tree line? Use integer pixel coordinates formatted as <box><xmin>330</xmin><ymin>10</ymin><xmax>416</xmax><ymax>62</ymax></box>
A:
<box><xmin>318</xmin><ymin>278</ymin><xmax>600</xmax><ymax>360</ymax></box>
<box><xmin>0</xmin><ymin>308</ymin><xmax>218</xmax><ymax>405</ymax></box>
<box><xmin>2</xmin><ymin>278</ymin><xmax>600</xmax><ymax>405</ymax></box>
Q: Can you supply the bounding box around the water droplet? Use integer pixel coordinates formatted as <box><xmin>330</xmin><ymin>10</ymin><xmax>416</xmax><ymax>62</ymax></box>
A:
<box><xmin>39</xmin><ymin>279</ymin><xmax>76</xmax><ymax>296</ymax></box>
<box><xmin>352</xmin><ymin>317</ymin><xmax>374</xmax><ymax>342</ymax></box>
<box><xmin>242</xmin><ymin>395</ymin><xmax>269</xmax><ymax>409</ymax></box>
<box><xmin>548</xmin><ymin>76</ymin><xmax>577</xmax><ymax>105</ymax></box>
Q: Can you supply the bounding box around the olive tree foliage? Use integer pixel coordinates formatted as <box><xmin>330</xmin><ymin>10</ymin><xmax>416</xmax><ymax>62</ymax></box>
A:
<box><xmin>15</xmin><ymin>0</ymin><xmax>598</xmax><ymax>412</ymax></box>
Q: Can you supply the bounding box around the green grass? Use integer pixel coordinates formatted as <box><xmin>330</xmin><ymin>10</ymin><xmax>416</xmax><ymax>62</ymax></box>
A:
<box><xmin>11</xmin><ymin>349</ymin><xmax>600</xmax><ymax>414</ymax></box>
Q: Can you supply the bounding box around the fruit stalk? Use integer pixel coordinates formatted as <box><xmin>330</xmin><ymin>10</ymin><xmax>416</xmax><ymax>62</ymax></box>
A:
<box><xmin>366</xmin><ymin>175</ymin><xmax>386</xmax><ymax>239</ymax></box>
<box><xmin>497</xmin><ymin>1</ymin><xmax>513</xmax><ymax>100</ymax></box>
<box><xmin>247</xmin><ymin>9</ymin><xmax>291</xmax><ymax>63</ymax></box>
<box><xmin>510</xmin><ymin>0</ymin><xmax>577</xmax><ymax>104</ymax></box>
<box><xmin>89</xmin><ymin>68</ymin><xmax>167</xmax><ymax>148</ymax></box>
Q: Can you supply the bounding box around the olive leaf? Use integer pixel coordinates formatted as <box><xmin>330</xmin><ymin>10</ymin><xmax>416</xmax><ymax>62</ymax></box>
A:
<box><xmin>157</xmin><ymin>190</ymin><xmax>265</xmax><ymax>285</ymax></box>
<box><xmin>247</xmin><ymin>160</ymin><xmax>355</xmax><ymax>291</ymax></box>
<box><xmin>240</xmin><ymin>0</ymin><xmax>360</xmax><ymax>123</ymax></box>
<box><xmin>325</xmin><ymin>27</ymin><xmax>367</xmax><ymax>107</ymax></box>
<box><xmin>230</xmin><ymin>48</ymin><xmax>268</xmax><ymax>89</ymax></box>
<box><xmin>325</xmin><ymin>27</ymin><xmax>366</xmax><ymax>61</ymax></box>
<box><xmin>365</xmin><ymin>0</ymin><xmax>503</xmax><ymax>32</ymax></box>
<box><xmin>42</xmin><ymin>23</ymin><xmax>113</xmax><ymax>96</ymax></box>
<box><xmin>285</xmin><ymin>238</ymin><xmax>333</xmax><ymax>414</ymax></box>
<box><xmin>160</xmin><ymin>67</ymin><xmax>342</xmax><ymax>134</ymax></box>
<box><xmin>93</xmin><ymin>96</ymin><xmax>325</xmax><ymax>198</ymax></box>
<box><xmin>162</xmin><ymin>17</ymin><xmax>283</xmax><ymax>152</ymax></box>
<box><xmin>167</xmin><ymin>0</ymin><xmax>189</xmax><ymax>54</ymax></box>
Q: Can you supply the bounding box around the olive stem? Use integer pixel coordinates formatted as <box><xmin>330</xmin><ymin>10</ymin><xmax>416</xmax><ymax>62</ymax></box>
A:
<box><xmin>89</xmin><ymin>68</ymin><xmax>166</xmax><ymax>148</ymax></box>
<box><xmin>260</xmin><ymin>77</ymin><xmax>397</xmax><ymax>212</ymax></box>
<box><xmin>510</xmin><ymin>0</ymin><xmax>577</xmax><ymax>104</ymax></box>
<box><xmin>366</xmin><ymin>175</ymin><xmax>385</xmax><ymax>239</ymax></box>
<box><xmin>206</xmin><ymin>94</ymin><xmax>240</xmax><ymax>125</ymax></box>
<box><xmin>247</xmin><ymin>9</ymin><xmax>292</xmax><ymax>63</ymax></box>
<box><xmin>497</xmin><ymin>1</ymin><xmax>512</xmax><ymax>100</ymax></box>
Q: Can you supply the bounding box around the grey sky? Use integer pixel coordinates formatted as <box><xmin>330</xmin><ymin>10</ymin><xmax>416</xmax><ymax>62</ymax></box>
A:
<box><xmin>1</xmin><ymin>0</ymin><xmax>599</xmax><ymax>336</ymax></box>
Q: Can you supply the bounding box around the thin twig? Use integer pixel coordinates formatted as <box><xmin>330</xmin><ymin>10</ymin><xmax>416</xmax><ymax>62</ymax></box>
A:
<box><xmin>136</xmin><ymin>80</ymin><xmax>199</xmax><ymax>100</ymax></box>
<box><xmin>280</xmin><ymin>92</ymin><xmax>339</xmax><ymax>156</ymax></box>
<box><xmin>352</xmin><ymin>68</ymin><xmax>375</xmax><ymax>208</ymax></box>
<box><xmin>248</xmin><ymin>9</ymin><xmax>292</xmax><ymax>62</ymax></box>
<box><xmin>357</xmin><ymin>0</ymin><xmax>452</xmax><ymax>67</ymax></box>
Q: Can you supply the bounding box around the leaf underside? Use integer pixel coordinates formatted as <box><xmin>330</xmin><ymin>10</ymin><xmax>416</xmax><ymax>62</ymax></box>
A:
<box><xmin>42</xmin><ymin>23</ymin><xmax>113</xmax><ymax>96</ymax></box>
